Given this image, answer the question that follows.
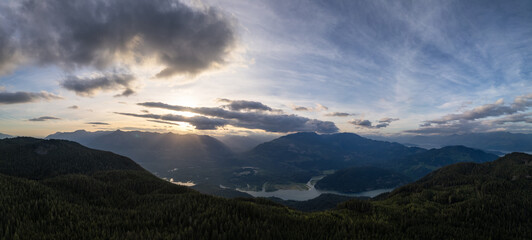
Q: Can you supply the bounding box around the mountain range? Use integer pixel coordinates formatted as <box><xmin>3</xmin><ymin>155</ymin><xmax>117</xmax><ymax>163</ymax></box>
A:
<box><xmin>47</xmin><ymin>130</ymin><xmax>236</xmax><ymax>183</ymax></box>
<box><xmin>367</xmin><ymin>131</ymin><xmax>532</xmax><ymax>152</ymax></box>
<box><xmin>0</xmin><ymin>133</ymin><xmax>11</xmax><ymax>139</ymax></box>
<box><xmin>1</xmin><ymin>137</ymin><xmax>530</xmax><ymax>239</ymax></box>
<box><xmin>47</xmin><ymin>130</ymin><xmax>503</xmax><ymax>193</ymax></box>
<box><xmin>392</xmin><ymin>145</ymin><xmax>499</xmax><ymax>179</ymax></box>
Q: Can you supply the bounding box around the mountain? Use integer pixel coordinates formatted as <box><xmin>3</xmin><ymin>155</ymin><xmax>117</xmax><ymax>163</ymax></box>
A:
<box><xmin>214</xmin><ymin>134</ymin><xmax>277</xmax><ymax>153</ymax></box>
<box><xmin>46</xmin><ymin>129</ymin><xmax>110</xmax><ymax>144</ymax></box>
<box><xmin>1</xmin><ymin>137</ymin><xmax>531</xmax><ymax>239</ymax></box>
<box><xmin>46</xmin><ymin>130</ymin><xmax>499</xmax><ymax>194</ymax></box>
<box><xmin>339</xmin><ymin>152</ymin><xmax>532</xmax><ymax>239</ymax></box>
<box><xmin>0</xmin><ymin>137</ymin><xmax>143</xmax><ymax>179</ymax></box>
<box><xmin>248</xmin><ymin>132</ymin><xmax>424</xmax><ymax>169</ymax></box>
<box><xmin>315</xmin><ymin>167</ymin><xmax>411</xmax><ymax>193</ymax></box>
<box><xmin>47</xmin><ymin>130</ymin><xmax>236</xmax><ymax>183</ymax></box>
<box><xmin>368</xmin><ymin>132</ymin><xmax>532</xmax><ymax>152</ymax></box>
<box><xmin>0</xmin><ymin>133</ymin><xmax>12</xmax><ymax>139</ymax></box>
<box><xmin>231</xmin><ymin>132</ymin><xmax>425</xmax><ymax>189</ymax></box>
<box><xmin>392</xmin><ymin>145</ymin><xmax>499</xmax><ymax>179</ymax></box>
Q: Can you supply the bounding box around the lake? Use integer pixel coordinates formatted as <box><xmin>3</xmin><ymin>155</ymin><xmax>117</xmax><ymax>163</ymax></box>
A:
<box><xmin>237</xmin><ymin>176</ymin><xmax>395</xmax><ymax>201</ymax></box>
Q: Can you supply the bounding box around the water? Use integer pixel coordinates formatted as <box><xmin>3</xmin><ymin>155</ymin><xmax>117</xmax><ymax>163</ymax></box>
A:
<box><xmin>169</xmin><ymin>178</ymin><xmax>196</xmax><ymax>186</ymax></box>
<box><xmin>237</xmin><ymin>176</ymin><xmax>394</xmax><ymax>201</ymax></box>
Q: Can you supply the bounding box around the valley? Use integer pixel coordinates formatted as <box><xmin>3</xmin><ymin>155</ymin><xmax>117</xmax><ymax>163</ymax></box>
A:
<box><xmin>47</xmin><ymin>130</ymin><xmax>502</xmax><ymax>201</ymax></box>
<box><xmin>1</xmin><ymin>137</ymin><xmax>530</xmax><ymax>239</ymax></box>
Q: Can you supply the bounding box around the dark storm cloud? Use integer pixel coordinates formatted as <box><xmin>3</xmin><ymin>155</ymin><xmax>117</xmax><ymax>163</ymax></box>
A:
<box><xmin>218</xmin><ymin>99</ymin><xmax>273</xmax><ymax>111</ymax></box>
<box><xmin>61</xmin><ymin>74</ymin><xmax>134</xmax><ymax>97</ymax></box>
<box><xmin>0</xmin><ymin>91</ymin><xmax>62</xmax><ymax>104</ymax></box>
<box><xmin>0</xmin><ymin>24</ymin><xmax>18</xmax><ymax>75</ymax></box>
<box><xmin>0</xmin><ymin>0</ymin><xmax>236</xmax><ymax>77</ymax></box>
<box><xmin>28</xmin><ymin>116</ymin><xmax>60</xmax><ymax>121</ymax></box>
<box><xmin>129</xmin><ymin>102</ymin><xmax>339</xmax><ymax>133</ymax></box>
<box><xmin>86</xmin><ymin>122</ymin><xmax>110</xmax><ymax>125</ymax></box>
<box><xmin>325</xmin><ymin>112</ymin><xmax>352</xmax><ymax>117</ymax></box>
<box><xmin>423</xmin><ymin>94</ymin><xmax>532</xmax><ymax>126</ymax></box>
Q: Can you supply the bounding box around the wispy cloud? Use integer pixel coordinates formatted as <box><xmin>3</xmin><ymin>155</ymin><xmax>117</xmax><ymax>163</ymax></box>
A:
<box><xmin>147</xmin><ymin>120</ymin><xmax>181</xmax><ymax>126</ymax></box>
<box><xmin>86</xmin><ymin>122</ymin><xmax>110</xmax><ymax>125</ymax></box>
<box><xmin>29</xmin><ymin>116</ymin><xmax>61</xmax><ymax>122</ymax></box>
<box><xmin>292</xmin><ymin>103</ymin><xmax>328</xmax><ymax>112</ymax></box>
<box><xmin>116</xmin><ymin>112</ymin><xmax>229</xmax><ymax>130</ymax></box>
<box><xmin>422</xmin><ymin>94</ymin><xmax>532</xmax><ymax>126</ymax></box>
<box><xmin>218</xmin><ymin>98</ymin><xmax>274</xmax><ymax>111</ymax></box>
<box><xmin>490</xmin><ymin>113</ymin><xmax>532</xmax><ymax>125</ymax></box>
<box><xmin>406</xmin><ymin>93</ymin><xmax>532</xmax><ymax>135</ymax></box>
<box><xmin>292</xmin><ymin>106</ymin><xmax>310</xmax><ymax>111</ymax></box>
<box><xmin>61</xmin><ymin>74</ymin><xmax>135</xmax><ymax>97</ymax></box>
<box><xmin>0</xmin><ymin>91</ymin><xmax>62</xmax><ymax>104</ymax></box>
<box><xmin>118</xmin><ymin>101</ymin><xmax>339</xmax><ymax>133</ymax></box>
<box><xmin>325</xmin><ymin>112</ymin><xmax>352</xmax><ymax>117</ymax></box>
<box><xmin>349</xmin><ymin>117</ymin><xmax>399</xmax><ymax>129</ymax></box>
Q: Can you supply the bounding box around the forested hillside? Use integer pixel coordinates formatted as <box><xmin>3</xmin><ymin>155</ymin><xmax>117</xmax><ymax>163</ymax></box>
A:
<box><xmin>1</xmin><ymin>138</ymin><xmax>530</xmax><ymax>239</ymax></box>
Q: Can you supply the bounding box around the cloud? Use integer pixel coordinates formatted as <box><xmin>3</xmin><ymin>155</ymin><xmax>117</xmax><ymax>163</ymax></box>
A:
<box><xmin>28</xmin><ymin>116</ymin><xmax>61</xmax><ymax>122</ymax></box>
<box><xmin>68</xmin><ymin>105</ymin><xmax>79</xmax><ymax>109</ymax></box>
<box><xmin>86</xmin><ymin>122</ymin><xmax>110</xmax><ymax>125</ymax></box>
<box><xmin>0</xmin><ymin>0</ymin><xmax>236</xmax><ymax>77</ymax></box>
<box><xmin>350</xmin><ymin>119</ymin><xmax>373</xmax><ymax>127</ymax></box>
<box><xmin>405</xmin><ymin>121</ymin><xmax>488</xmax><ymax>135</ymax></box>
<box><xmin>490</xmin><ymin>113</ymin><xmax>532</xmax><ymax>125</ymax></box>
<box><xmin>61</xmin><ymin>74</ymin><xmax>135</xmax><ymax>97</ymax></box>
<box><xmin>116</xmin><ymin>112</ymin><xmax>229</xmax><ymax>130</ymax></box>
<box><xmin>315</xmin><ymin>104</ymin><xmax>328</xmax><ymax>111</ymax></box>
<box><xmin>325</xmin><ymin>112</ymin><xmax>352</xmax><ymax>117</ymax></box>
<box><xmin>115</xmin><ymin>88</ymin><xmax>135</xmax><ymax>97</ymax></box>
<box><xmin>350</xmin><ymin>117</ymin><xmax>398</xmax><ymax>129</ymax></box>
<box><xmin>148</xmin><ymin>120</ymin><xmax>180</xmax><ymax>126</ymax></box>
<box><xmin>218</xmin><ymin>99</ymin><xmax>273</xmax><ymax>111</ymax></box>
<box><xmin>292</xmin><ymin>103</ymin><xmax>328</xmax><ymax>112</ymax></box>
<box><xmin>423</xmin><ymin>94</ymin><xmax>532</xmax><ymax>125</ymax></box>
<box><xmin>293</xmin><ymin>106</ymin><xmax>310</xmax><ymax>111</ymax></box>
<box><xmin>125</xmin><ymin>102</ymin><xmax>339</xmax><ymax>133</ymax></box>
<box><xmin>406</xmin><ymin>94</ymin><xmax>532</xmax><ymax>135</ymax></box>
<box><xmin>378</xmin><ymin>117</ymin><xmax>399</xmax><ymax>123</ymax></box>
<box><xmin>0</xmin><ymin>91</ymin><xmax>62</xmax><ymax>104</ymax></box>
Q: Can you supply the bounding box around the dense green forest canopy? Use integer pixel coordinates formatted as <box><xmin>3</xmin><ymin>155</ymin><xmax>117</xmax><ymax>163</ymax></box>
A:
<box><xmin>0</xmin><ymin>138</ymin><xmax>530</xmax><ymax>239</ymax></box>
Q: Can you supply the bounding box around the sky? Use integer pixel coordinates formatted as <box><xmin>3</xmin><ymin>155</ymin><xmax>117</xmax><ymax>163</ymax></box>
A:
<box><xmin>0</xmin><ymin>0</ymin><xmax>530</xmax><ymax>138</ymax></box>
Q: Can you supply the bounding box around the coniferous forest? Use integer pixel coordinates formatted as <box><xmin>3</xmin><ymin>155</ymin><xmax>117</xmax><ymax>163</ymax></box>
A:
<box><xmin>0</xmin><ymin>138</ymin><xmax>531</xmax><ymax>239</ymax></box>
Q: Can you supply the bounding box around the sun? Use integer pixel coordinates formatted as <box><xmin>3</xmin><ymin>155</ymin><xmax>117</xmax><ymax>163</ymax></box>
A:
<box><xmin>176</xmin><ymin>111</ymin><xmax>198</xmax><ymax>118</ymax></box>
<box><xmin>169</xmin><ymin>96</ymin><xmax>200</xmax><ymax>118</ymax></box>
